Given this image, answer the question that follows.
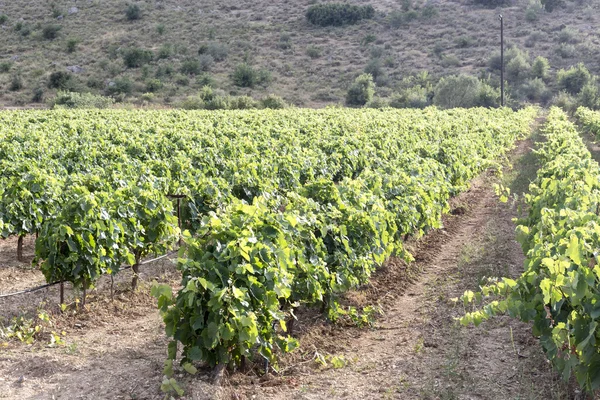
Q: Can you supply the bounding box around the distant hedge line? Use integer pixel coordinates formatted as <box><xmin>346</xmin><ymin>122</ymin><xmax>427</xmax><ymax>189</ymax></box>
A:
<box><xmin>306</xmin><ymin>3</ymin><xmax>375</xmax><ymax>26</ymax></box>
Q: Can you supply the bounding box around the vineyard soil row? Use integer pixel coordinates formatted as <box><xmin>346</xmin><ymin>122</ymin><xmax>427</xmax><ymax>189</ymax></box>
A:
<box><xmin>0</xmin><ymin>130</ymin><xmax>573</xmax><ymax>399</ymax></box>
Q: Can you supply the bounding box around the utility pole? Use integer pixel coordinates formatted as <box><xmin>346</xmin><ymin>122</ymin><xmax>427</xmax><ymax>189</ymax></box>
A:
<box><xmin>499</xmin><ymin>14</ymin><xmax>504</xmax><ymax>107</ymax></box>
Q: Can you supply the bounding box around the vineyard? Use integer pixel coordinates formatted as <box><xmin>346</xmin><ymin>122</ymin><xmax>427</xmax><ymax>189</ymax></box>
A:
<box><xmin>6</xmin><ymin>106</ymin><xmax>600</xmax><ymax>398</ymax></box>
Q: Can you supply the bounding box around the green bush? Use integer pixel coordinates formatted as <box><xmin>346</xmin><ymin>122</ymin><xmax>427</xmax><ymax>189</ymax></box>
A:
<box><xmin>230</xmin><ymin>96</ymin><xmax>258</xmax><ymax>110</ymax></box>
<box><xmin>506</xmin><ymin>53</ymin><xmax>531</xmax><ymax>82</ymax></box>
<box><xmin>557</xmin><ymin>63</ymin><xmax>592</xmax><ymax>95</ymax></box>
<box><xmin>198</xmin><ymin>55</ymin><xmax>214</xmax><ymax>72</ymax></box>
<box><xmin>42</xmin><ymin>24</ymin><xmax>62</xmax><ymax>40</ymax></box>
<box><xmin>179</xmin><ymin>96</ymin><xmax>205</xmax><ymax>110</ymax></box>
<box><xmin>174</xmin><ymin>74</ymin><xmax>190</xmax><ymax>86</ymax></box>
<box><xmin>105</xmin><ymin>78</ymin><xmax>133</xmax><ymax>95</ymax></box>
<box><xmin>145</xmin><ymin>78</ymin><xmax>163</xmax><ymax>92</ymax></box>
<box><xmin>122</xmin><ymin>48</ymin><xmax>153</xmax><ymax>68</ymax></box>
<box><xmin>0</xmin><ymin>61</ymin><xmax>12</xmax><ymax>73</ymax></box>
<box><xmin>9</xmin><ymin>75</ymin><xmax>23</xmax><ymax>92</ymax></box>
<box><xmin>157</xmin><ymin>44</ymin><xmax>173</xmax><ymax>60</ymax></box>
<box><xmin>66</xmin><ymin>38</ymin><xmax>79</xmax><ymax>53</ymax></box>
<box><xmin>31</xmin><ymin>87</ymin><xmax>44</xmax><ymax>103</ymax></box>
<box><xmin>306</xmin><ymin>45</ymin><xmax>322</xmax><ymax>59</ymax></box>
<box><xmin>126</xmin><ymin>4</ymin><xmax>141</xmax><ymax>21</ymax></box>
<box><xmin>198</xmin><ymin>42</ymin><xmax>229</xmax><ymax>62</ymax></box>
<box><xmin>346</xmin><ymin>73</ymin><xmax>375</xmax><ymax>106</ymax></box>
<box><xmin>558</xmin><ymin>26</ymin><xmax>579</xmax><ymax>44</ymax></box>
<box><xmin>156</xmin><ymin>24</ymin><xmax>165</xmax><ymax>35</ymax></box>
<box><xmin>0</xmin><ymin>14</ymin><xmax>8</xmax><ymax>24</ymax></box>
<box><xmin>52</xmin><ymin>91</ymin><xmax>115</xmax><ymax>109</ymax></box>
<box><xmin>306</xmin><ymin>3</ymin><xmax>375</xmax><ymax>27</ymax></box>
<box><xmin>48</xmin><ymin>71</ymin><xmax>73</xmax><ymax>90</ymax></box>
<box><xmin>421</xmin><ymin>5</ymin><xmax>438</xmax><ymax>18</ymax></box>
<box><xmin>476</xmin><ymin>82</ymin><xmax>501</xmax><ymax>108</ymax></box>
<box><xmin>520</xmin><ymin>78</ymin><xmax>551</xmax><ymax>103</ymax></box>
<box><xmin>488</xmin><ymin>47</ymin><xmax>527</xmax><ymax>72</ymax></box>
<box><xmin>577</xmin><ymin>83</ymin><xmax>600</xmax><ymax>110</ymax></box>
<box><xmin>364</xmin><ymin>59</ymin><xmax>383</xmax><ymax>80</ymax></box>
<box><xmin>261</xmin><ymin>94</ymin><xmax>288</xmax><ymax>109</ymax></box>
<box><xmin>433</xmin><ymin>74</ymin><xmax>480</xmax><ymax>109</ymax></box>
<box><xmin>531</xmin><ymin>56</ymin><xmax>550</xmax><ymax>81</ymax></box>
<box><xmin>556</xmin><ymin>44</ymin><xmax>576</xmax><ymax>59</ymax></box>
<box><xmin>180</xmin><ymin>59</ymin><xmax>201</xmax><ymax>75</ymax></box>
<box><xmin>232</xmin><ymin>64</ymin><xmax>270</xmax><ymax>88</ymax></box>
<box><xmin>551</xmin><ymin>90</ymin><xmax>576</xmax><ymax>112</ymax></box>
<box><xmin>366</xmin><ymin>98</ymin><xmax>388</xmax><ymax>108</ymax></box>
<box><xmin>473</xmin><ymin>0</ymin><xmax>509</xmax><ymax>7</ymax></box>
<box><xmin>541</xmin><ymin>0</ymin><xmax>562</xmax><ymax>12</ymax></box>
<box><xmin>389</xmin><ymin>85</ymin><xmax>429</xmax><ymax>109</ymax></box>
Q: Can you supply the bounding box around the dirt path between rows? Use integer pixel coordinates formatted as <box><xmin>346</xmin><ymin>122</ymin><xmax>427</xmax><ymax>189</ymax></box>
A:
<box><xmin>220</xmin><ymin>132</ymin><xmax>575</xmax><ymax>399</ymax></box>
<box><xmin>0</xmin><ymin>124</ymin><xmax>578</xmax><ymax>400</ymax></box>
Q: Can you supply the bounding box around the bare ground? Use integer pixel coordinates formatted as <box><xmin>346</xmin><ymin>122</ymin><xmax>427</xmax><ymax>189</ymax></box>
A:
<box><xmin>0</xmin><ymin>132</ymin><xmax>577</xmax><ymax>400</ymax></box>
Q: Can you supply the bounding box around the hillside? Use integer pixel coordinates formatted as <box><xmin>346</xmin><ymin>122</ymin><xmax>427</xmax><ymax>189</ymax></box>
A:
<box><xmin>0</xmin><ymin>0</ymin><xmax>598</xmax><ymax>107</ymax></box>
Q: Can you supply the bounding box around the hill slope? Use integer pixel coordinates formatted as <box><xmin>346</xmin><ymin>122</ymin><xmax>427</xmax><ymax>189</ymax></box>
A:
<box><xmin>0</xmin><ymin>0</ymin><xmax>598</xmax><ymax>107</ymax></box>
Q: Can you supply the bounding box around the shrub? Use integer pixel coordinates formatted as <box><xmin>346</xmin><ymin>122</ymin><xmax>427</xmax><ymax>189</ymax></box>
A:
<box><xmin>577</xmin><ymin>83</ymin><xmax>600</xmax><ymax>109</ymax></box>
<box><xmin>556</xmin><ymin>44</ymin><xmax>576</xmax><ymax>59</ymax></box>
<box><xmin>520</xmin><ymin>78</ymin><xmax>550</xmax><ymax>103</ymax></box>
<box><xmin>361</xmin><ymin>34</ymin><xmax>377</xmax><ymax>46</ymax></box>
<box><xmin>198</xmin><ymin>42</ymin><xmax>228</xmax><ymax>62</ymax></box>
<box><xmin>473</xmin><ymin>0</ymin><xmax>509</xmax><ymax>7</ymax></box>
<box><xmin>156</xmin><ymin>64</ymin><xmax>175</xmax><ymax>78</ymax></box>
<box><xmin>421</xmin><ymin>5</ymin><xmax>438</xmax><ymax>18</ymax></box>
<box><xmin>230</xmin><ymin>96</ymin><xmax>258</xmax><ymax>110</ymax></box>
<box><xmin>525</xmin><ymin>0</ymin><xmax>543</xmax><ymax>21</ymax></box>
<box><xmin>31</xmin><ymin>87</ymin><xmax>44</xmax><ymax>103</ymax></box>
<box><xmin>204</xmin><ymin>95</ymin><xmax>230</xmax><ymax>110</ymax></box>
<box><xmin>9</xmin><ymin>75</ymin><xmax>23</xmax><ymax>91</ymax></box>
<box><xmin>66</xmin><ymin>38</ymin><xmax>79</xmax><ymax>53</ymax></box>
<box><xmin>52</xmin><ymin>91</ymin><xmax>115</xmax><ymax>109</ymax></box>
<box><xmin>455</xmin><ymin>36</ymin><xmax>474</xmax><ymax>48</ymax></box>
<box><xmin>105</xmin><ymin>78</ymin><xmax>133</xmax><ymax>95</ymax></box>
<box><xmin>558</xmin><ymin>27</ymin><xmax>579</xmax><ymax>44</ymax></box>
<box><xmin>180</xmin><ymin>59</ymin><xmax>201</xmax><ymax>75</ymax></box>
<box><xmin>525</xmin><ymin>31</ymin><xmax>544</xmax><ymax>48</ymax></box>
<box><xmin>195</xmin><ymin>73</ymin><xmax>215</xmax><ymax>87</ymax></box>
<box><xmin>389</xmin><ymin>86</ymin><xmax>429</xmax><ymax>108</ymax></box>
<box><xmin>122</xmin><ymin>48</ymin><xmax>153</xmax><ymax>68</ymax></box>
<box><xmin>364</xmin><ymin>59</ymin><xmax>383</xmax><ymax>80</ymax></box>
<box><xmin>174</xmin><ymin>74</ymin><xmax>190</xmax><ymax>86</ymax></box>
<box><xmin>179</xmin><ymin>96</ymin><xmax>205</xmax><ymax>110</ymax></box>
<box><xmin>145</xmin><ymin>78</ymin><xmax>163</xmax><ymax>92</ymax></box>
<box><xmin>433</xmin><ymin>74</ymin><xmax>480</xmax><ymax>109</ymax></box>
<box><xmin>48</xmin><ymin>71</ymin><xmax>73</xmax><ymax>90</ymax></box>
<box><xmin>126</xmin><ymin>4</ymin><xmax>141</xmax><ymax>21</ymax></box>
<box><xmin>531</xmin><ymin>56</ymin><xmax>550</xmax><ymax>80</ymax></box>
<box><xmin>0</xmin><ymin>61</ymin><xmax>11</xmax><ymax>73</ymax></box>
<box><xmin>541</xmin><ymin>0</ymin><xmax>563</xmax><ymax>12</ymax></box>
<box><xmin>0</xmin><ymin>14</ymin><xmax>7</xmax><ymax>24</ymax></box>
<box><xmin>557</xmin><ymin>63</ymin><xmax>592</xmax><ymax>95</ymax></box>
<box><xmin>156</xmin><ymin>24</ymin><xmax>165</xmax><ymax>35</ymax></box>
<box><xmin>86</xmin><ymin>77</ymin><xmax>104</xmax><ymax>89</ymax></box>
<box><xmin>157</xmin><ymin>44</ymin><xmax>173</xmax><ymax>60</ymax></box>
<box><xmin>550</xmin><ymin>90</ymin><xmax>576</xmax><ymax>112</ymax></box>
<box><xmin>278</xmin><ymin>34</ymin><xmax>292</xmax><ymax>50</ymax></box>
<box><xmin>506</xmin><ymin>54</ymin><xmax>531</xmax><ymax>82</ymax></box>
<box><xmin>366</xmin><ymin>98</ymin><xmax>388</xmax><ymax>108</ymax></box>
<box><xmin>488</xmin><ymin>47</ymin><xmax>527</xmax><ymax>71</ymax></box>
<box><xmin>388</xmin><ymin>11</ymin><xmax>405</xmax><ymax>28</ymax></box>
<box><xmin>42</xmin><ymin>24</ymin><xmax>62</xmax><ymax>40</ymax></box>
<box><xmin>476</xmin><ymin>82</ymin><xmax>501</xmax><ymax>107</ymax></box>
<box><xmin>232</xmin><ymin>63</ymin><xmax>270</xmax><ymax>88</ymax></box>
<box><xmin>306</xmin><ymin>3</ymin><xmax>375</xmax><ymax>27</ymax></box>
<box><xmin>261</xmin><ymin>94</ymin><xmax>287</xmax><ymax>109</ymax></box>
<box><xmin>306</xmin><ymin>45</ymin><xmax>322</xmax><ymax>58</ymax></box>
<box><xmin>346</xmin><ymin>73</ymin><xmax>375</xmax><ymax>106</ymax></box>
<box><xmin>440</xmin><ymin>54</ymin><xmax>460</xmax><ymax>68</ymax></box>
<box><xmin>198</xmin><ymin>54</ymin><xmax>214</xmax><ymax>72</ymax></box>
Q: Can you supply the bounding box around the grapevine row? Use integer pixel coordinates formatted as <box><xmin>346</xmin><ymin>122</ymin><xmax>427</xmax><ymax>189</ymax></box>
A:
<box><xmin>0</xmin><ymin>107</ymin><xmax>537</xmax><ymax>368</ymax></box>
<box><xmin>462</xmin><ymin>107</ymin><xmax>600</xmax><ymax>392</ymax></box>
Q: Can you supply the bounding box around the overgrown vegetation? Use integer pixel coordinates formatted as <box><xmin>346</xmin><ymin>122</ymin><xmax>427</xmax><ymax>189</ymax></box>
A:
<box><xmin>306</xmin><ymin>3</ymin><xmax>375</xmax><ymax>26</ymax></box>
